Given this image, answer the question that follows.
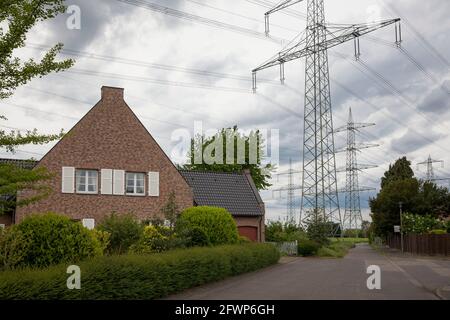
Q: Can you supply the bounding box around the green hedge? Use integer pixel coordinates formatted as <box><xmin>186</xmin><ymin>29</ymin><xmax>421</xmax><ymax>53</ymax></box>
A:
<box><xmin>177</xmin><ymin>206</ymin><xmax>239</xmax><ymax>245</ymax></box>
<box><xmin>0</xmin><ymin>243</ymin><xmax>280</xmax><ymax>300</ymax></box>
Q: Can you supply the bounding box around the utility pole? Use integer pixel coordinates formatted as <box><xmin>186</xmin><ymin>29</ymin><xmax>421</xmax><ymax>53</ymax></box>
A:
<box><xmin>417</xmin><ymin>155</ymin><xmax>444</xmax><ymax>182</ymax></box>
<box><xmin>335</xmin><ymin>108</ymin><xmax>378</xmax><ymax>233</ymax></box>
<box><xmin>399</xmin><ymin>202</ymin><xmax>404</xmax><ymax>253</ymax></box>
<box><xmin>272</xmin><ymin>159</ymin><xmax>302</xmax><ymax>223</ymax></box>
<box><xmin>252</xmin><ymin>0</ymin><xmax>400</xmax><ymax>234</ymax></box>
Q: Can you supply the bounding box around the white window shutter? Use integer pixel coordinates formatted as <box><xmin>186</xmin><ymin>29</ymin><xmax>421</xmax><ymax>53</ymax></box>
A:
<box><xmin>113</xmin><ymin>170</ymin><xmax>125</xmax><ymax>195</ymax></box>
<box><xmin>62</xmin><ymin>167</ymin><xmax>75</xmax><ymax>193</ymax></box>
<box><xmin>148</xmin><ymin>172</ymin><xmax>159</xmax><ymax>197</ymax></box>
<box><xmin>101</xmin><ymin>169</ymin><xmax>113</xmax><ymax>195</ymax></box>
<box><xmin>82</xmin><ymin>219</ymin><xmax>95</xmax><ymax>230</ymax></box>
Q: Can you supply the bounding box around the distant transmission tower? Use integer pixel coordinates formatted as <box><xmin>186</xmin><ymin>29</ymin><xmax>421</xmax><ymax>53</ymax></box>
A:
<box><xmin>272</xmin><ymin>159</ymin><xmax>302</xmax><ymax>223</ymax></box>
<box><xmin>335</xmin><ymin>108</ymin><xmax>378</xmax><ymax>231</ymax></box>
<box><xmin>417</xmin><ymin>155</ymin><xmax>444</xmax><ymax>181</ymax></box>
<box><xmin>252</xmin><ymin>0</ymin><xmax>400</xmax><ymax>233</ymax></box>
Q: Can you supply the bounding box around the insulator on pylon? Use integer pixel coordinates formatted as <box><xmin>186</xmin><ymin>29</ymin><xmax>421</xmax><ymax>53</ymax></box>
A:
<box><xmin>252</xmin><ymin>71</ymin><xmax>257</xmax><ymax>93</ymax></box>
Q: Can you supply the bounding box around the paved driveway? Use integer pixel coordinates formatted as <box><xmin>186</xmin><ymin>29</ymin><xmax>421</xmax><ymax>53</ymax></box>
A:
<box><xmin>167</xmin><ymin>244</ymin><xmax>450</xmax><ymax>300</ymax></box>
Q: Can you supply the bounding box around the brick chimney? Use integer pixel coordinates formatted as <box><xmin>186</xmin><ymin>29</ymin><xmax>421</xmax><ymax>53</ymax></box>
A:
<box><xmin>101</xmin><ymin>86</ymin><xmax>124</xmax><ymax>101</ymax></box>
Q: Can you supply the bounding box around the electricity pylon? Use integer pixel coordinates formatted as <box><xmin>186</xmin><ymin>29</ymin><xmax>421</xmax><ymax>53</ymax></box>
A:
<box><xmin>335</xmin><ymin>108</ymin><xmax>378</xmax><ymax>231</ymax></box>
<box><xmin>272</xmin><ymin>159</ymin><xmax>302</xmax><ymax>223</ymax></box>
<box><xmin>252</xmin><ymin>0</ymin><xmax>400</xmax><ymax>233</ymax></box>
<box><xmin>417</xmin><ymin>155</ymin><xmax>444</xmax><ymax>181</ymax></box>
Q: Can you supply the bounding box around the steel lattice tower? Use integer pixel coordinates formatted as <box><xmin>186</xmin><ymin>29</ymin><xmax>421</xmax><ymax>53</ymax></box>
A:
<box><xmin>417</xmin><ymin>155</ymin><xmax>444</xmax><ymax>181</ymax></box>
<box><xmin>252</xmin><ymin>0</ymin><xmax>400</xmax><ymax>233</ymax></box>
<box><xmin>272</xmin><ymin>159</ymin><xmax>302</xmax><ymax>223</ymax></box>
<box><xmin>335</xmin><ymin>108</ymin><xmax>377</xmax><ymax>230</ymax></box>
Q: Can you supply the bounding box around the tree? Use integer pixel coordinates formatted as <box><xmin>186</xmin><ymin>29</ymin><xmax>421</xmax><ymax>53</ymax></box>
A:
<box><xmin>1</xmin><ymin>0</ymin><xmax>74</xmax><ymax>99</ymax></box>
<box><xmin>370</xmin><ymin>157</ymin><xmax>450</xmax><ymax>237</ymax></box>
<box><xmin>181</xmin><ymin>126</ymin><xmax>275</xmax><ymax>190</ymax></box>
<box><xmin>160</xmin><ymin>191</ymin><xmax>180</xmax><ymax>228</ymax></box>
<box><xmin>380</xmin><ymin>157</ymin><xmax>414</xmax><ymax>189</ymax></box>
<box><xmin>0</xmin><ymin>1</ymin><xmax>74</xmax><ymax>215</ymax></box>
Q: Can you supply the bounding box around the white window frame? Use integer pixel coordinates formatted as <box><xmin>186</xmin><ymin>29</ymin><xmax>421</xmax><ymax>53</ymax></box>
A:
<box><xmin>126</xmin><ymin>172</ymin><xmax>146</xmax><ymax>196</ymax></box>
<box><xmin>75</xmin><ymin>169</ymin><xmax>98</xmax><ymax>194</ymax></box>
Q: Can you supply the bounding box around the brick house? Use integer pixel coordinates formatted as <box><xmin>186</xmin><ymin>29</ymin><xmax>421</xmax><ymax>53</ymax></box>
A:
<box><xmin>14</xmin><ymin>86</ymin><xmax>193</xmax><ymax>225</ymax></box>
<box><xmin>3</xmin><ymin>86</ymin><xmax>265</xmax><ymax>241</ymax></box>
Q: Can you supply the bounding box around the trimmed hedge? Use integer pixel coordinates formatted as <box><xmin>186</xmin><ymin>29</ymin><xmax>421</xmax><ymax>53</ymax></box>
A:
<box><xmin>0</xmin><ymin>243</ymin><xmax>280</xmax><ymax>300</ymax></box>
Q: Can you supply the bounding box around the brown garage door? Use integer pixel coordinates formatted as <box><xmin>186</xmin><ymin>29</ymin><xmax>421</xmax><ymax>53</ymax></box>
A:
<box><xmin>238</xmin><ymin>226</ymin><xmax>258</xmax><ymax>242</ymax></box>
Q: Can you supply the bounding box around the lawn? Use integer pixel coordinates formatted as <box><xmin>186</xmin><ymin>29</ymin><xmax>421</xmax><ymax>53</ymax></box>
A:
<box><xmin>317</xmin><ymin>238</ymin><xmax>368</xmax><ymax>258</ymax></box>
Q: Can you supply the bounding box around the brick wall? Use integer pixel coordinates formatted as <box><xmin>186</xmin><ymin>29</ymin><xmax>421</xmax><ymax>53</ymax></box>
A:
<box><xmin>16</xmin><ymin>87</ymin><xmax>193</xmax><ymax>224</ymax></box>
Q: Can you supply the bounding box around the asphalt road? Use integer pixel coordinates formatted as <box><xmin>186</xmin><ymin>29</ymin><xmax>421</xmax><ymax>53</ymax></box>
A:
<box><xmin>168</xmin><ymin>244</ymin><xmax>450</xmax><ymax>300</ymax></box>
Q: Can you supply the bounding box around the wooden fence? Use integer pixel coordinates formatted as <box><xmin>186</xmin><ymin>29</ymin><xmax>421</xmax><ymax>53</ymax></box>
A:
<box><xmin>386</xmin><ymin>234</ymin><xmax>450</xmax><ymax>256</ymax></box>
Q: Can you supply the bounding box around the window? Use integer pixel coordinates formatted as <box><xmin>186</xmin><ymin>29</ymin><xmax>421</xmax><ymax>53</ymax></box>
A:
<box><xmin>75</xmin><ymin>169</ymin><xmax>98</xmax><ymax>194</ymax></box>
<box><xmin>126</xmin><ymin>172</ymin><xmax>145</xmax><ymax>195</ymax></box>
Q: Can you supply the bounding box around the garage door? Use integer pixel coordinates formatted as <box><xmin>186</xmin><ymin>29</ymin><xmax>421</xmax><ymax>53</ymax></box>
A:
<box><xmin>238</xmin><ymin>226</ymin><xmax>258</xmax><ymax>242</ymax></box>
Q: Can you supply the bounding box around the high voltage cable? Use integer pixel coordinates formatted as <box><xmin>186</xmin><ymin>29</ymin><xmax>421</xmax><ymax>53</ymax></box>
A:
<box><xmin>245</xmin><ymin>0</ymin><xmax>307</xmax><ymax>20</ymax></box>
<box><xmin>115</xmin><ymin>0</ymin><xmax>284</xmax><ymax>44</ymax></box>
<box><xmin>66</xmin><ymin>68</ymin><xmax>252</xmax><ymax>94</ymax></box>
<box><xmin>363</xmin><ymin>36</ymin><xmax>450</xmax><ymax>94</ymax></box>
<box><xmin>331</xmin><ymin>77</ymin><xmax>450</xmax><ymax>155</ymax></box>
<box><xmin>378</xmin><ymin>0</ymin><xmax>449</xmax><ymax>69</ymax></box>
<box><xmin>26</xmin><ymin>43</ymin><xmax>279</xmax><ymax>85</ymax></box>
<box><xmin>184</xmin><ymin>0</ymin><xmax>298</xmax><ymax>33</ymax></box>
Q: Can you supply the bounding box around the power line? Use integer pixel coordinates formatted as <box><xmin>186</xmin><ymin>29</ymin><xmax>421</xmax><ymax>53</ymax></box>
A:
<box><xmin>115</xmin><ymin>0</ymin><xmax>285</xmax><ymax>44</ymax></box>
<box><xmin>26</xmin><ymin>43</ymin><xmax>280</xmax><ymax>85</ymax></box>
<box><xmin>66</xmin><ymin>68</ymin><xmax>252</xmax><ymax>94</ymax></box>
<box><xmin>184</xmin><ymin>0</ymin><xmax>299</xmax><ymax>33</ymax></box>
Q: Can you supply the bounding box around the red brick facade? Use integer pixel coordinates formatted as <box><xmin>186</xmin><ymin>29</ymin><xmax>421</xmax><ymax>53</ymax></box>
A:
<box><xmin>15</xmin><ymin>87</ymin><xmax>194</xmax><ymax>224</ymax></box>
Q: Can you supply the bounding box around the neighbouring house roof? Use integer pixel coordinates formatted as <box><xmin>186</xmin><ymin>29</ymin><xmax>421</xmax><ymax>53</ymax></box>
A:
<box><xmin>0</xmin><ymin>158</ymin><xmax>38</xmax><ymax>170</ymax></box>
<box><xmin>179</xmin><ymin>170</ymin><xmax>264</xmax><ymax>217</ymax></box>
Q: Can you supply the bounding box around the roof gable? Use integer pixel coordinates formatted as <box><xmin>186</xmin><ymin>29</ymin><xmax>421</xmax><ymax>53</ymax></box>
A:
<box><xmin>37</xmin><ymin>87</ymin><xmax>183</xmax><ymax>177</ymax></box>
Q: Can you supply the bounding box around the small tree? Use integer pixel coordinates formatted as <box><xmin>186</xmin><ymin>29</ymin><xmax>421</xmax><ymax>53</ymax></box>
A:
<box><xmin>304</xmin><ymin>209</ymin><xmax>332</xmax><ymax>246</ymax></box>
<box><xmin>160</xmin><ymin>191</ymin><xmax>180</xmax><ymax>228</ymax></box>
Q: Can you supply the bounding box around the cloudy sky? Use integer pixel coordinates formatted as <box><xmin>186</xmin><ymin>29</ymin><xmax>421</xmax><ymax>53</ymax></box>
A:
<box><xmin>1</xmin><ymin>0</ymin><xmax>449</xmax><ymax>222</ymax></box>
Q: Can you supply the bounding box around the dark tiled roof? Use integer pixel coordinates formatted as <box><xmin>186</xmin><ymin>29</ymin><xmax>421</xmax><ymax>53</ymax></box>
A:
<box><xmin>179</xmin><ymin>170</ymin><xmax>264</xmax><ymax>217</ymax></box>
<box><xmin>0</xmin><ymin>158</ymin><xmax>38</xmax><ymax>170</ymax></box>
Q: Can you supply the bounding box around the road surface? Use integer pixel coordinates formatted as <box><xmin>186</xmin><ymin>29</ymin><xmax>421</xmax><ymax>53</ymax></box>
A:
<box><xmin>167</xmin><ymin>244</ymin><xmax>450</xmax><ymax>300</ymax></box>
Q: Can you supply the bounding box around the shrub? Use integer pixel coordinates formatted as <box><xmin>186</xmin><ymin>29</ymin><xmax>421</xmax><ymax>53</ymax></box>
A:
<box><xmin>177</xmin><ymin>206</ymin><xmax>239</xmax><ymax>245</ymax></box>
<box><xmin>265</xmin><ymin>221</ymin><xmax>307</xmax><ymax>242</ymax></box>
<box><xmin>97</xmin><ymin>213</ymin><xmax>144</xmax><ymax>254</ymax></box>
<box><xmin>429</xmin><ymin>229</ymin><xmax>447</xmax><ymax>235</ymax></box>
<box><xmin>3</xmin><ymin>213</ymin><xmax>103</xmax><ymax>269</ymax></box>
<box><xmin>238</xmin><ymin>235</ymin><xmax>251</xmax><ymax>244</ymax></box>
<box><xmin>0</xmin><ymin>227</ymin><xmax>31</xmax><ymax>270</ymax></box>
<box><xmin>297</xmin><ymin>239</ymin><xmax>320</xmax><ymax>256</ymax></box>
<box><xmin>184</xmin><ymin>226</ymin><xmax>211</xmax><ymax>247</ymax></box>
<box><xmin>130</xmin><ymin>225</ymin><xmax>171</xmax><ymax>254</ymax></box>
<box><xmin>0</xmin><ymin>243</ymin><xmax>280</xmax><ymax>300</ymax></box>
<box><xmin>402</xmin><ymin>213</ymin><xmax>443</xmax><ymax>235</ymax></box>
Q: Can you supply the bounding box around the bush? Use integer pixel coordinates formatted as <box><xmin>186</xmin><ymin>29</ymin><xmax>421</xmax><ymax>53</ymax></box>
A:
<box><xmin>297</xmin><ymin>239</ymin><xmax>320</xmax><ymax>256</ymax></box>
<box><xmin>130</xmin><ymin>225</ymin><xmax>175</xmax><ymax>254</ymax></box>
<box><xmin>317</xmin><ymin>241</ymin><xmax>354</xmax><ymax>258</ymax></box>
<box><xmin>238</xmin><ymin>235</ymin><xmax>251</xmax><ymax>244</ymax></box>
<box><xmin>265</xmin><ymin>221</ymin><xmax>307</xmax><ymax>242</ymax></box>
<box><xmin>184</xmin><ymin>226</ymin><xmax>211</xmax><ymax>247</ymax></box>
<box><xmin>1</xmin><ymin>213</ymin><xmax>103</xmax><ymax>269</ymax></box>
<box><xmin>177</xmin><ymin>206</ymin><xmax>239</xmax><ymax>245</ymax></box>
<box><xmin>97</xmin><ymin>213</ymin><xmax>144</xmax><ymax>254</ymax></box>
<box><xmin>0</xmin><ymin>243</ymin><xmax>280</xmax><ymax>300</ymax></box>
<box><xmin>429</xmin><ymin>229</ymin><xmax>447</xmax><ymax>235</ymax></box>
